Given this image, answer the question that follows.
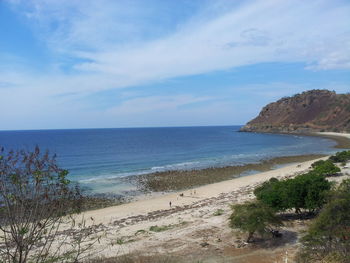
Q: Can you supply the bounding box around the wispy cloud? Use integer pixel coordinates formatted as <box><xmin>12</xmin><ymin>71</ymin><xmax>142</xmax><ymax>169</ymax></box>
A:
<box><xmin>1</xmin><ymin>0</ymin><xmax>350</xmax><ymax>129</ymax></box>
<box><xmin>6</xmin><ymin>0</ymin><xmax>350</xmax><ymax>93</ymax></box>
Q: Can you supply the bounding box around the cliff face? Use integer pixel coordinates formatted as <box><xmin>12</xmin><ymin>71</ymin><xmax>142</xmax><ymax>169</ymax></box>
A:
<box><xmin>240</xmin><ymin>90</ymin><xmax>350</xmax><ymax>133</ymax></box>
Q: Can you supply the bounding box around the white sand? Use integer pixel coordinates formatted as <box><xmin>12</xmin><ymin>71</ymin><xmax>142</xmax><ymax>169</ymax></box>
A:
<box><xmin>315</xmin><ymin>131</ymin><xmax>350</xmax><ymax>139</ymax></box>
<box><xmin>83</xmin><ymin>158</ymin><xmax>322</xmax><ymax>225</ymax></box>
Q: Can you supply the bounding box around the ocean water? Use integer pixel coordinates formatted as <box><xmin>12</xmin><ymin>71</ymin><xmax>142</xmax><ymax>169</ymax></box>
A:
<box><xmin>0</xmin><ymin>126</ymin><xmax>337</xmax><ymax>194</ymax></box>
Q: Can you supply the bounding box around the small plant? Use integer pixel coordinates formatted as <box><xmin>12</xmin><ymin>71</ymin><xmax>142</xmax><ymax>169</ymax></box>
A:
<box><xmin>213</xmin><ymin>209</ymin><xmax>224</xmax><ymax>216</ymax></box>
<box><xmin>116</xmin><ymin>238</ymin><xmax>124</xmax><ymax>245</ymax></box>
<box><xmin>115</xmin><ymin>237</ymin><xmax>135</xmax><ymax>245</ymax></box>
<box><xmin>149</xmin><ymin>225</ymin><xmax>173</xmax><ymax>232</ymax></box>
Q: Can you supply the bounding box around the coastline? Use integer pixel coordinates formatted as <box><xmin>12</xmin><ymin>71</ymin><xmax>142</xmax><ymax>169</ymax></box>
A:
<box><xmin>65</xmin><ymin>132</ymin><xmax>350</xmax><ymax>260</ymax></box>
<box><xmin>82</xmin><ymin>157</ymin><xmax>325</xmax><ymax>224</ymax></box>
<box><xmin>312</xmin><ymin>132</ymin><xmax>350</xmax><ymax>148</ymax></box>
<box><xmin>82</xmin><ymin>131</ymin><xmax>350</xmax><ymax>222</ymax></box>
<box><xmin>85</xmin><ymin>131</ymin><xmax>348</xmax><ymax>206</ymax></box>
<box><xmin>134</xmin><ymin>154</ymin><xmax>325</xmax><ymax>192</ymax></box>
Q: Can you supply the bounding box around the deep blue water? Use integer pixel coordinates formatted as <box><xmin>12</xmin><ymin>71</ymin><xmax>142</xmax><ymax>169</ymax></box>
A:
<box><xmin>0</xmin><ymin>126</ymin><xmax>337</xmax><ymax>194</ymax></box>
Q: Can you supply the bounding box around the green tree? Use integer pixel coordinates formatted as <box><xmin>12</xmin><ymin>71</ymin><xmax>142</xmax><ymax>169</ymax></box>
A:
<box><xmin>229</xmin><ymin>201</ymin><xmax>283</xmax><ymax>242</ymax></box>
<box><xmin>297</xmin><ymin>180</ymin><xmax>350</xmax><ymax>262</ymax></box>
<box><xmin>284</xmin><ymin>173</ymin><xmax>331</xmax><ymax>213</ymax></box>
<box><xmin>254</xmin><ymin>177</ymin><xmax>288</xmax><ymax>211</ymax></box>
<box><xmin>255</xmin><ymin>173</ymin><xmax>331</xmax><ymax>213</ymax></box>
<box><xmin>311</xmin><ymin>160</ymin><xmax>340</xmax><ymax>176</ymax></box>
<box><xmin>329</xmin><ymin>150</ymin><xmax>350</xmax><ymax>163</ymax></box>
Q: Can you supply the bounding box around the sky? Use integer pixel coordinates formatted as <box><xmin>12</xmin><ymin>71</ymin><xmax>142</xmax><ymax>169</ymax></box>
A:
<box><xmin>0</xmin><ymin>0</ymin><xmax>349</xmax><ymax>130</ymax></box>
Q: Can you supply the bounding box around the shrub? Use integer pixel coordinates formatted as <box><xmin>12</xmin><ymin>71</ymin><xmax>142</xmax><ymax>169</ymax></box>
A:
<box><xmin>0</xmin><ymin>147</ymin><xmax>95</xmax><ymax>263</ymax></box>
<box><xmin>284</xmin><ymin>173</ymin><xmax>331</xmax><ymax>213</ymax></box>
<box><xmin>213</xmin><ymin>209</ymin><xmax>224</xmax><ymax>216</ymax></box>
<box><xmin>311</xmin><ymin>160</ymin><xmax>340</xmax><ymax>176</ymax></box>
<box><xmin>254</xmin><ymin>178</ymin><xmax>288</xmax><ymax>211</ymax></box>
<box><xmin>254</xmin><ymin>174</ymin><xmax>331</xmax><ymax>213</ymax></box>
<box><xmin>329</xmin><ymin>150</ymin><xmax>350</xmax><ymax>163</ymax></box>
<box><xmin>229</xmin><ymin>201</ymin><xmax>283</xmax><ymax>242</ymax></box>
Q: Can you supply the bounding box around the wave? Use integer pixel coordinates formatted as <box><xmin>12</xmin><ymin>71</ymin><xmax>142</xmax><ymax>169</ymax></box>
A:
<box><xmin>78</xmin><ymin>151</ymin><xmax>286</xmax><ymax>184</ymax></box>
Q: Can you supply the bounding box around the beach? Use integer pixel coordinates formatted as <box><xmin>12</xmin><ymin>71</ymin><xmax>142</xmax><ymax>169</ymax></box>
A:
<box><xmin>67</xmin><ymin>132</ymin><xmax>350</xmax><ymax>262</ymax></box>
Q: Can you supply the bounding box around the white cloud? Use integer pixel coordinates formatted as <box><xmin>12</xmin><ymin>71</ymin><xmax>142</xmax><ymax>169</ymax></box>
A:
<box><xmin>5</xmin><ymin>0</ymin><xmax>350</xmax><ymax>95</ymax></box>
<box><xmin>1</xmin><ymin>0</ymin><xmax>350</xmax><ymax>129</ymax></box>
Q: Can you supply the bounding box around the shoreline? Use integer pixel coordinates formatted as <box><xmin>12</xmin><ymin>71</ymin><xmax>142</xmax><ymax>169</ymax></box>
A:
<box><xmin>82</xmin><ymin>132</ymin><xmax>350</xmax><ymax>218</ymax></box>
<box><xmin>66</xmin><ymin>132</ymin><xmax>350</xmax><ymax>260</ymax></box>
<box><xmin>134</xmin><ymin>154</ymin><xmax>325</xmax><ymax>192</ymax></box>
<box><xmin>84</xmin><ymin>131</ymin><xmax>349</xmax><ymax>208</ymax></box>
<box><xmin>81</xmin><ymin>156</ymin><xmax>326</xmax><ymax>225</ymax></box>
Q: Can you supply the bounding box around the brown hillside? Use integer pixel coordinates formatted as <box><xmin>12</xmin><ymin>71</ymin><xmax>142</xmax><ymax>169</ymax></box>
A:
<box><xmin>240</xmin><ymin>90</ymin><xmax>350</xmax><ymax>133</ymax></box>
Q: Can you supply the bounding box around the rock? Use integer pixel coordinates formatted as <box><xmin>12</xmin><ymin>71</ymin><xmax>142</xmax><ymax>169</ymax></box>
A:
<box><xmin>200</xmin><ymin>242</ymin><xmax>209</xmax><ymax>247</ymax></box>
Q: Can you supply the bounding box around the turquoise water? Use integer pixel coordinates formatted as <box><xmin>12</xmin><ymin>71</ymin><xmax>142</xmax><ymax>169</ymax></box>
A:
<box><xmin>0</xmin><ymin>126</ymin><xmax>337</xmax><ymax>194</ymax></box>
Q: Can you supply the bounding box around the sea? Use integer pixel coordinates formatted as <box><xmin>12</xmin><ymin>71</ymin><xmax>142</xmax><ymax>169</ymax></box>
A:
<box><xmin>0</xmin><ymin>126</ymin><xmax>338</xmax><ymax>195</ymax></box>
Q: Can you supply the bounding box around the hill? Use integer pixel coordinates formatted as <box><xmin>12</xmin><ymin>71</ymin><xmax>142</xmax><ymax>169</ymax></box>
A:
<box><xmin>240</xmin><ymin>89</ymin><xmax>350</xmax><ymax>133</ymax></box>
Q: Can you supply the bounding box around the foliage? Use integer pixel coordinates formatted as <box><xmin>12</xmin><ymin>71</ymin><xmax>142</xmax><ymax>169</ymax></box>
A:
<box><xmin>229</xmin><ymin>201</ymin><xmax>283</xmax><ymax>242</ymax></box>
<box><xmin>311</xmin><ymin>160</ymin><xmax>340</xmax><ymax>176</ymax></box>
<box><xmin>254</xmin><ymin>174</ymin><xmax>331</xmax><ymax>213</ymax></box>
<box><xmin>329</xmin><ymin>150</ymin><xmax>350</xmax><ymax>163</ymax></box>
<box><xmin>213</xmin><ymin>209</ymin><xmax>224</xmax><ymax>216</ymax></box>
<box><xmin>0</xmin><ymin>146</ymin><xmax>95</xmax><ymax>263</ymax></box>
<box><xmin>284</xmin><ymin>173</ymin><xmax>331</xmax><ymax>213</ymax></box>
<box><xmin>297</xmin><ymin>180</ymin><xmax>350</xmax><ymax>263</ymax></box>
<box><xmin>254</xmin><ymin>177</ymin><xmax>288</xmax><ymax>211</ymax></box>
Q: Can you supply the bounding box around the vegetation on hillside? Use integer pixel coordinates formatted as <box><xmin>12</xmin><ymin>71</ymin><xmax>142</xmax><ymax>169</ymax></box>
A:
<box><xmin>230</xmin><ymin>150</ymin><xmax>350</xmax><ymax>262</ymax></box>
<box><xmin>297</xmin><ymin>179</ymin><xmax>350</xmax><ymax>263</ymax></box>
<box><xmin>241</xmin><ymin>90</ymin><xmax>350</xmax><ymax>133</ymax></box>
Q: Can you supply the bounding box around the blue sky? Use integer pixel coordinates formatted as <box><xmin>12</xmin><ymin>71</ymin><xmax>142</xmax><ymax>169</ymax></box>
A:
<box><xmin>0</xmin><ymin>0</ymin><xmax>349</xmax><ymax>130</ymax></box>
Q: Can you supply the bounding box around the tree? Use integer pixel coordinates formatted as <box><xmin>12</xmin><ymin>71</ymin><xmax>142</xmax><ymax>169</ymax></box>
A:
<box><xmin>329</xmin><ymin>150</ymin><xmax>350</xmax><ymax>163</ymax></box>
<box><xmin>284</xmin><ymin>173</ymin><xmax>331</xmax><ymax>213</ymax></box>
<box><xmin>311</xmin><ymin>160</ymin><xmax>340</xmax><ymax>176</ymax></box>
<box><xmin>255</xmin><ymin>173</ymin><xmax>331</xmax><ymax>213</ymax></box>
<box><xmin>297</xmin><ymin>180</ymin><xmax>350</xmax><ymax>262</ymax></box>
<box><xmin>0</xmin><ymin>147</ymin><xmax>93</xmax><ymax>263</ymax></box>
<box><xmin>229</xmin><ymin>201</ymin><xmax>283</xmax><ymax>242</ymax></box>
<box><xmin>254</xmin><ymin>177</ymin><xmax>288</xmax><ymax>211</ymax></box>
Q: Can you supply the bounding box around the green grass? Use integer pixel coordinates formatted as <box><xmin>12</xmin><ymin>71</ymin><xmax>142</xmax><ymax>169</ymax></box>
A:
<box><xmin>149</xmin><ymin>225</ymin><xmax>173</xmax><ymax>232</ymax></box>
<box><xmin>213</xmin><ymin>209</ymin><xmax>224</xmax><ymax>216</ymax></box>
<box><xmin>149</xmin><ymin>222</ymin><xmax>188</xmax><ymax>232</ymax></box>
<box><xmin>115</xmin><ymin>237</ymin><xmax>135</xmax><ymax>245</ymax></box>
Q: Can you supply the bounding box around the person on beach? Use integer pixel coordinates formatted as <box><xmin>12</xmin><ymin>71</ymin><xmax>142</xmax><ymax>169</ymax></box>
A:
<box><xmin>169</xmin><ymin>201</ymin><xmax>172</xmax><ymax>208</ymax></box>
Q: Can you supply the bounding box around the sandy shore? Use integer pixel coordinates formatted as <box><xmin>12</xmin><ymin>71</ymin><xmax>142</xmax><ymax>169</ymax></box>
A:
<box><xmin>83</xmin><ymin>157</ymin><xmax>325</xmax><ymax>225</ymax></box>
<box><xmin>70</xmin><ymin>132</ymin><xmax>350</xmax><ymax>261</ymax></box>
<box><xmin>84</xmin><ymin>132</ymin><xmax>349</xmax><ymax>224</ymax></box>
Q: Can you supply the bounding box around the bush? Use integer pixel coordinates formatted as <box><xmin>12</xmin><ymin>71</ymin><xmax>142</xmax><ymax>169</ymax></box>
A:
<box><xmin>297</xmin><ymin>180</ymin><xmax>350</xmax><ymax>262</ymax></box>
<box><xmin>284</xmin><ymin>173</ymin><xmax>331</xmax><ymax>213</ymax></box>
<box><xmin>255</xmin><ymin>173</ymin><xmax>331</xmax><ymax>213</ymax></box>
<box><xmin>0</xmin><ymin>147</ymin><xmax>95</xmax><ymax>263</ymax></box>
<box><xmin>254</xmin><ymin>178</ymin><xmax>288</xmax><ymax>211</ymax></box>
<box><xmin>229</xmin><ymin>201</ymin><xmax>283</xmax><ymax>242</ymax></box>
<box><xmin>329</xmin><ymin>150</ymin><xmax>350</xmax><ymax>163</ymax></box>
<box><xmin>311</xmin><ymin>160</ymin><xmax>340</xmax><ymax>176</ymax></box>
